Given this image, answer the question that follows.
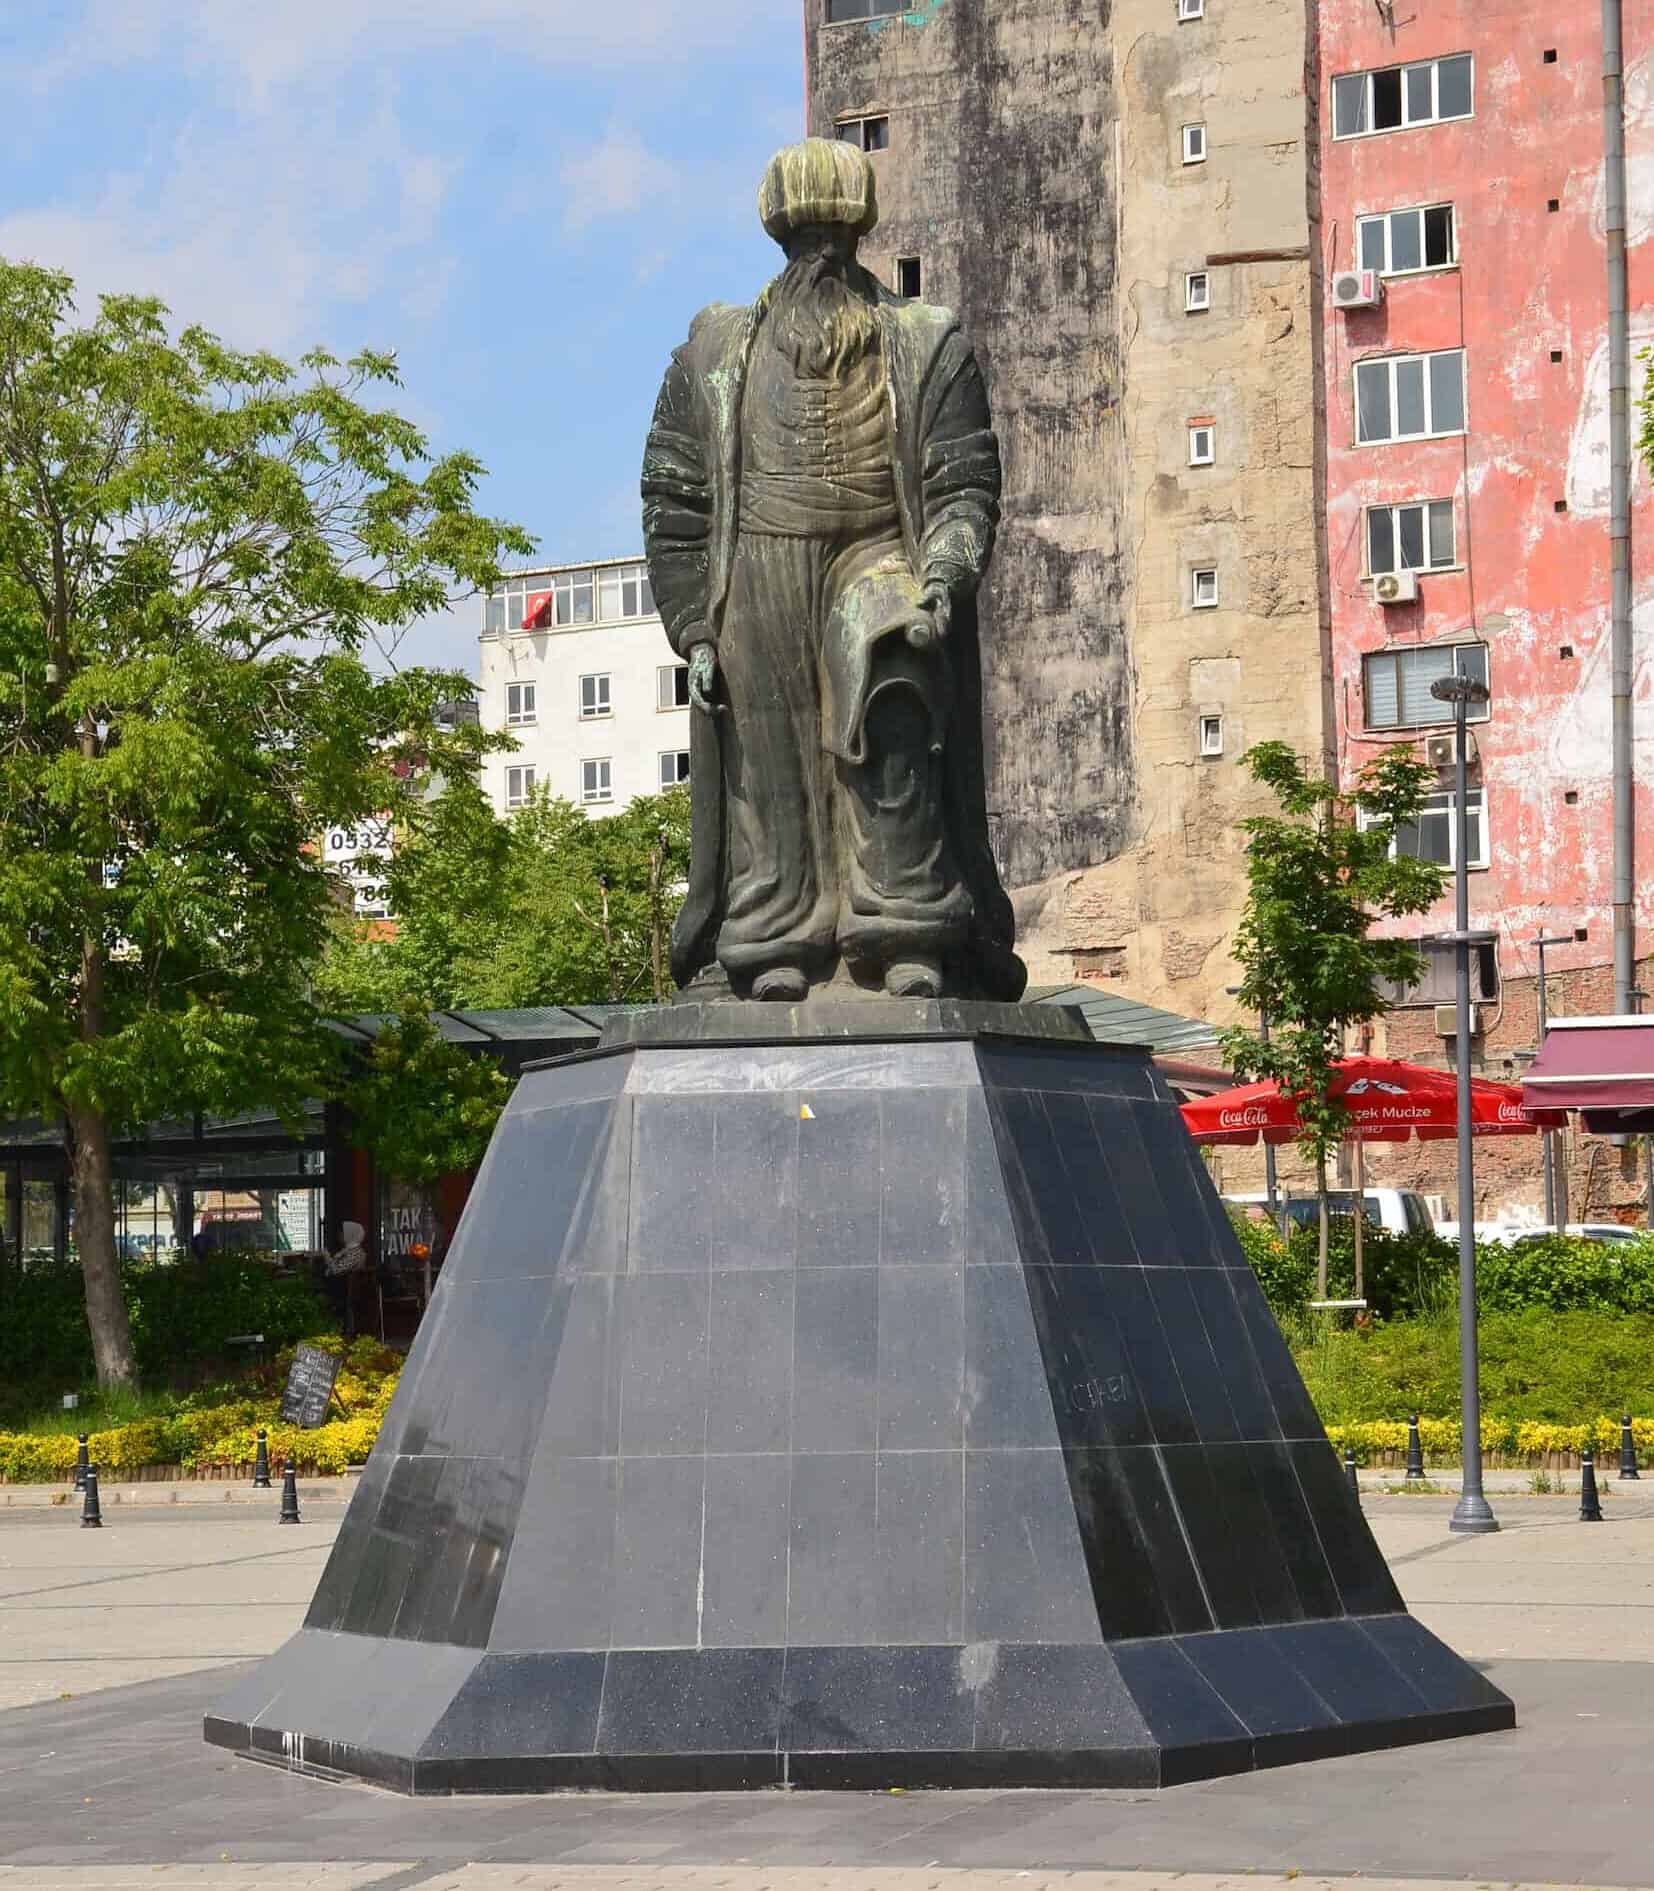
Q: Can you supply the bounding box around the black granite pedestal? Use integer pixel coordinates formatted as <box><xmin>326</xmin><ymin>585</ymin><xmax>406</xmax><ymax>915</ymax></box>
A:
<box><xmin>206</xmin><ymin>1002</ymin><xmax>1512</xmax><ymax>1791</ymax></box>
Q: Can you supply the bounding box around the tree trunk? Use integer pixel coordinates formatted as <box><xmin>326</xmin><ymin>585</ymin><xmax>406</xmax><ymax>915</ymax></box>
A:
<box><xmin>66</xmin><ymin>1101</ymin><xmax>138</xmax><ymax>1390</ymax></box>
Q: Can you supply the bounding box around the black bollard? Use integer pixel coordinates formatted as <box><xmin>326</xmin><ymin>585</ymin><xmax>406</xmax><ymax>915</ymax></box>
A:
<box><xmin>278</xmin><ymin>1463</ymin><xmax>301</xmax><ymax>1525</ymax></box>
<box><xmin>1580</xmin><ymin>1446</ymin><xmax>1604</xmax><ymax>1522</ymax></box>
<box><xmin>73</xmin><ymin>1433</ymin><xmax>88</xmax><ymax>1492</ymax></box>
<box><xmin>1404</xmin><ymin>1414</ymin><xmax>1426</xmax><ymax>1480</ymax></box>
<box><xmin>253</xmin><ymin>1428</ymin><xmax>272</xmax><ymax>1489</ymax></box>
<box><xmin>1344</xmin><ymin>1449</ymin><xmax>1361</xmax><ymax>1499</ymax></box>
<box><xmin>80</xmin><ymin>1464</ymin><xmax>103</xmax><ymax>1529</ymax></box>
<box><xmin>1620</xmin><ymin>1414</ymin><xmax>1641</xmax><ymax>1482</ymax></box>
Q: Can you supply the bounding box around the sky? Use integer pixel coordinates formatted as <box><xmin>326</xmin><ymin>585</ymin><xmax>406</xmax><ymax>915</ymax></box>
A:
<box><xmin>0</xmin><ymin>1</ymin><xmax>803</xmax><ymax>678</ymax></box>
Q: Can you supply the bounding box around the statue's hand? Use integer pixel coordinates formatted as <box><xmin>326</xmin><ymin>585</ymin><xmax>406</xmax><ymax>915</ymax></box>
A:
<box><xmin>905</xmin><ymin>581</ymin><xmax>954</xmax><ymax>651</ymax></box>
<box><xmin>687</xmin><ymin>641</ymin><xmax>721</xmax><ymax>717</ymax></box>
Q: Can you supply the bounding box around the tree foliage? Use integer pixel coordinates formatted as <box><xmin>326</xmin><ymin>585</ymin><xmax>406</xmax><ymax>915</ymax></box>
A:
<box><xmin>1221</xmin><ymin>741</ymin><xmax>1447</xmax><ymax>1173</ymax></box>
<box><xmin>315</xmin><ymin>779</ymin><xmax>692</xmax><ymax>1013</ymax></box>
<box><xmin>0</xmin><ymin>259</ymin><xmax>530</xmax><ymax>1385</ymax></box>
<box><xmin>343</xmin><ymin>1000</ymin><xmax>512</xmax><ymax>1187</ymax></box>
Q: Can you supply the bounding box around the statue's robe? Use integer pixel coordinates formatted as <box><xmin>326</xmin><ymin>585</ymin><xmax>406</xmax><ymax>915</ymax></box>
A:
<box><xmin>641</xmin><ymin>274</ymin><xmax>1025</xmax><ymax>1001</ymax></box>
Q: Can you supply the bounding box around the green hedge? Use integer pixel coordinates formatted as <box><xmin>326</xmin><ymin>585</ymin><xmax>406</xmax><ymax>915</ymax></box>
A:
<box><xmin>1292</xmin><ymin>1308</ymin><xmax>1654</xmax><ymax>1425</ymax></box>
<box><xmin>0</xmin><ymin>1255</ymin><xmax>329</xmax><ymax>1419</ymax></box>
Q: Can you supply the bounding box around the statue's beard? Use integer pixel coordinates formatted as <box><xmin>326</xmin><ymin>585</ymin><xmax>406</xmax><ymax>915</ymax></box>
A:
<box><xmin>768</xmin><ymin>251</ymin><xmax>879</xmax><ymax>378</ymax></box>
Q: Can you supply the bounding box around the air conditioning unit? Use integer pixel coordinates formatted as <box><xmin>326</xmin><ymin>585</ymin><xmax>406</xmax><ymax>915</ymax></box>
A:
<box><xmin>1424</xmin><ymin>732</ymin><xmax>1456</xmax><ymax>770</ymax></box>
<box><xmin>1374</xmin><ymin>568</ymin><xmax>1419</xmax><ymax>605</ymax></box>
<box><xmin>1331</xmin><ymin>268</ymin><xmax>1383</xmax><ymax>311</ymax></box>
<box><xmin>1435</xmin><ymin>1002</ymin><xmax>1482</xmax><ymax>1038</ymax></box>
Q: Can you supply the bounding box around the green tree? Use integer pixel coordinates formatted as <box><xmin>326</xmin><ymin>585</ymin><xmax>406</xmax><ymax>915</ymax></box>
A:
<box><xmin>0</xmin><ymin>261</ymin><xmax>530</xmax><ymax>1387</ymax></box>
<box><xmin>1221</xmin><ymin>741</ymin><xmax>1446</xmax><ymax>1291</ymax></box>
<box><xmin>316</xmin><ymin>780</ymin><xmax>691</xmax><ymax>1013</ymax></box>
<box><xmin>344</xmin><ymin>1000</ymin><xmax>512</xmax><ymax>1186</ymax></box>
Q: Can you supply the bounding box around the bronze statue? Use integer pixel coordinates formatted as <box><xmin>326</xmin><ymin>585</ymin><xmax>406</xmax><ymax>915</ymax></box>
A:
<box><xmin>642</xmin><ymin>138</ymin><xmax>1024</xmax><ymax>1003</ymax></box>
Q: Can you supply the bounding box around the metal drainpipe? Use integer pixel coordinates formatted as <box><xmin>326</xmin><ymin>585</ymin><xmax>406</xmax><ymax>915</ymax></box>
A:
<box><xmin>1605</xmin><ymin>0</ymin><xmax>1635</xmax><ymax>1014</ymax></box>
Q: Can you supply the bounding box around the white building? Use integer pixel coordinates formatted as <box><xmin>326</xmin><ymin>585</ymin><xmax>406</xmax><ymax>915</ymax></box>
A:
<box><xmin>477</xmin><ymin>556</ymin><xmax>692</xmax><ymax>818</ymax></box>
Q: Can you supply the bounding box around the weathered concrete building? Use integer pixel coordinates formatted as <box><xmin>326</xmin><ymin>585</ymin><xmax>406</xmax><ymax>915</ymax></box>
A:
<box><xmin>805</xmin><ymin>0</ymin><xmax>1331</xmax><ymax>1018</ymax></box>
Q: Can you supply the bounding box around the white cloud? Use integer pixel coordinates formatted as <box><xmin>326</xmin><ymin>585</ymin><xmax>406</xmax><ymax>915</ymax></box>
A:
<box><xmin>0</xmin><ymin>89</ymin><xmax>456</xmax><ymax>353</ymax></box>
<box><xmin>560</xmin><ymin>131</ymin><xmax>683</xmax><ymax>235</ymax></box>
<box><xmin>40</xmin><ymin>0</ymin><xmax>781</xmax><ymax>95</ymax></box>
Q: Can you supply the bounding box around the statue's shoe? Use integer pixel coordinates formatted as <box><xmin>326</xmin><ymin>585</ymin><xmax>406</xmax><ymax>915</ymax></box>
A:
<box><xmin>752</xmin><ymin>964</ymin><xmax>809</xmax><ymax>1002</ymax></box>
<box><xmin>885</xmin><ymin>956</ymin><xmax>942</xmax><ymax>999</ymax></box>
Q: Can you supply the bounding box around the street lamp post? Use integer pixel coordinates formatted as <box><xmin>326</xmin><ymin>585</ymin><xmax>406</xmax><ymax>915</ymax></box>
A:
<box><xmin>1430</xmin><ymin>672</ymin><xmax>1498</xmax><ymax>1535</ymax></box>
<box><xmin>1532</xmin><ymin>929</ymin><xmax>1583</xmax><ymax>1229</ymax></box>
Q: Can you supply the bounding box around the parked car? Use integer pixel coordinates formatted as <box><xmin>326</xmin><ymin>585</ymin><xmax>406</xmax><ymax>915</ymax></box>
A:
<box><xmin>1489</xmin><ymin>1221</ymin><xmax>1644</xmax><ymax>1248</ymax></box>
<box><xmin>1223</xmin><ymin>1187</ymin><xmax>1436</xmax><ymax>1237</ymax></box>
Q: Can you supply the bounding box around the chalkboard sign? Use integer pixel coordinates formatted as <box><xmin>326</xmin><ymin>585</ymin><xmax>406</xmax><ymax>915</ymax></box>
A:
<box><xmin>280</xmin><ymin>1344</ymin><xmax>342</xmax><ymax>1429</ymax></box>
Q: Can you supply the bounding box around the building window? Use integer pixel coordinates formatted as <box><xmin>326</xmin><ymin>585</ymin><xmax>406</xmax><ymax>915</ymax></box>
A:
<box><xmin>1362</xmin><ymin>641</ymin><xmax>1489</xmax><ymax>730</ymax></box>
<box><xmin>826</xmin><ymin>0</ymin><xmax>907</xmax><ymax>19</ymax></box>
<box><xmin>579</xmin><ymin>673</ymin><xmax>612</xmax><ymax>719</ymax></box>
<box><xmin>1333</xmin><ymin>54</ymin><xmax>1473</xmax><ymax>139</ymax></box>
<box><xmin>505</xmin><ymin>765</ymin><xmax>536</xmax><ymax>809</ymax></box>
<box><xmin>1367</xmin><ymin>500</ymin><xmax>1456</xmax><ymax>576</ymax></box>
<box><xmin>483</xmin><ymin>575</ymin><xmax>554</xmax><ymax>636</ymax></box>
<box><xmin>659</xmin><ymin>749</ymin><xmax>691</xmax><ymax>789</ymax></box>
<box><xmin>1185</xmin><ymin>270</ymin><xmax>1210</xmax><ymax>312</ymax></box>
<box><xmin>597</xmin><ymin>563</ymin><xmax>653</xmax><ymax>621</ymax></box>
<box><xmin>549</xmin><ymin>568</ymin><xmax>595</xmax><ymax>627</ymax></box>
<box><xmin>1191</xmin><ymin>566</ymin><xmax>1218</xmax><ymax>609</ymax></box>
<box><xmin>1178</xmin><ymin>0</ymin><xmax>1205</xmax><ymax>17</ymax></box>
<box><xmin>1188</xmin><ymin>423</ymin><xmax>1215</xmax><ymax>466</ymax></box>
<box><xmin>1199</xmin><ymin>713</ymin><xmax>1224</xmax><ymax>756</ymax></box>
<box><xmin>896</xmin><ymin>255</ymin><xmax>922</xmax><ymax>298</ymax></box>
<box><xmin>581</xmin><ymin>759</ymin><xmax>613</xmax><ymax>805</ymax></box>
<box><xmin>836</xmin><ymin>114</ymin><xmax>890</xmax><ymax>152</ymax></box>
<box><xmin>1355</xmin><ymin>349</ymin><xmax>1466</xmax><ymax>444</ymax></box>
<box><xmin>1392</xmin><ymin>788</ymin><xmax>1488</xmax><ymax>870</ymax></box>
<box><xmin>505</xmin><ymin>681</ymin><xmax>537</xmax><ymax>726</ymax></box>
<box><xmin>1182</xmin><ymin>123</ymin><xmax>1207</xmax><ymax>164</ymax></box>
<box><xmin>1357</xmin><ymin>203</ymin><xmax>1456</xmax><ymax>276</ymax></box>
<box><xmin>1376</xmin><ymin>935</ymin><xmax>1499</xmax><ymax>1007</ymax></box>
<box><xmin>658</xmin><ymin>663</ymin><xmax>691</xmax><ymax>710</ymax></box>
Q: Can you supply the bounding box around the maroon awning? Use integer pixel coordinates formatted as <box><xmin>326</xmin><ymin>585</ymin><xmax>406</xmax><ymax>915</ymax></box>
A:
<box><xmin>1521</xmin><ymin>1016</ymin><xmax>1654</xmax><ymax>1113</ymax></box>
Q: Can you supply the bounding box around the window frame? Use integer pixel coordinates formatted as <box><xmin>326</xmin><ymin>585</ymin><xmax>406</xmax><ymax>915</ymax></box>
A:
<box><xmin>835</xmin><ymin>113</ymin><xmax>890</xmax><ymax>152</ymax></box>
<box><xmin>1199</xmin><ymin>713</ymin><xmax>1224</xmax><ymax>757</ymax></box>
<box><xmin>1364</xmin><ymin>498</ymin><xmax>1457</xmax><ymax>578</ymax></box>
<box><xmin>578</xmin><ymin>672</ymin><xmax>612</xmax><ymax>720</ymax></box>
<box><xmin>1332</xmin><ymin>53</ymin><xmax>1474</xmax><ymax>141</ymax></box>
<box><xmin>659</xmin><ymin>748</ymin><xmax>692</xmax><ymax>790</ymax></box>
<box><xmin>504</xmin><ymin>764</ymin><xmax>537</xmax><ymax>810</ymax></box>
<box><xmin>1188</xmin><ymin>423</ymin><xmax>1215</xmax><ymax>466</ymax></box>
<box><xmin>658</xmin><ymin>663</ymin><xmax>691</xmax><ymax>711</ymax></box>
<box><xmin>1181</xmin><ymin>122</ymin><xmax>1207</xmax><ymax>165</ymax></box>
<box><xmin>1191</xmin><ymin>566</ymin><xmax>1218</xmax><ymax>609</ymax></box>
<box><xmin>1185</xmin><ymin>270</ymin><xmax>1210</xmax><ymax>312</ymax></box>
<box><xmin>1361</xmin><ymin>640</ymin><xmax>1490</xmax><ymax>732</ymax></box>
<box><xmin>596</xmin><ymin>562</ymin><xmax>653</xmax><ymax>623</ymax></box>
<box><xmin>1390</xmin><ymin>787</ymin><xmax>1489</xmax><ymax>871</ymax></box>
<box><xmin>1356</xmin><ymin>202</ymin><xmax>1458</xmax><ymax>278</ymax></box>
<box><xmin>825</xmin><ymin>0</ymin><xmax>907</xmax><ymax>20</ymax></box>
<box><xmin>1177</xmin><ymin>0</ymin><xmax>1205</xmax><ymax>18</ymax></box>
<box><xmin>580</xmin><ymin>758</ymin><xmax>614</xmax><ymax>806</ymax></box>
<box><xmin>1353</xmin><ymin>349</ymin><xmax>1467</xmax><ymax>446</ymax></box>
<box><xmin>895</xmin><ymin>255</ymin><xmax>922</xmax><ymax>298</ymax></box>
<box><xmin>505</xmin><ymin>681</ymin><xmax>537</xmax><ymax>727</ymax></box>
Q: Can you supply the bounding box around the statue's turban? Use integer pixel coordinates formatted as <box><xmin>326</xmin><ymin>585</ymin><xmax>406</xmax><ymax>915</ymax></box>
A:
<box><xmin>757</xmin><ymin>138</ymin><xmax>879</xmax><ymax>243</ymax></box>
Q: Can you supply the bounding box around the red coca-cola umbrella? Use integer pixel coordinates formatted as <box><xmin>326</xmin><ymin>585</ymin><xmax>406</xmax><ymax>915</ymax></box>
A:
<box><xmin>1181</xmin><ymin>1055</ymin><xmax>1562</xmax><ymax>1146</ymax></box>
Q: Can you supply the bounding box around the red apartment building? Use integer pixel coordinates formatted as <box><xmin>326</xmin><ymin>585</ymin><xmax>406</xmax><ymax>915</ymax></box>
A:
<box><xmin>1319</xmin><ymin>1</ymin><xmax>1654</xmax><ymax>1216</ymax></box>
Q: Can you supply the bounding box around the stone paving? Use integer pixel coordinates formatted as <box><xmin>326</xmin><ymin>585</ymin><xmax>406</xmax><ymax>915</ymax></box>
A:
<box><xmin>1</xmin><ymin>1495</ymin><xmax>1651</xmax><ymax>1891</ymax></box>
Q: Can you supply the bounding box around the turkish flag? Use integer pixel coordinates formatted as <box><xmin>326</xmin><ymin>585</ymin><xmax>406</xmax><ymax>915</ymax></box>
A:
<box><xmin>522</xmin><ymin>590</ymin><xmax>553</xmax><ymax>629</ymax></box>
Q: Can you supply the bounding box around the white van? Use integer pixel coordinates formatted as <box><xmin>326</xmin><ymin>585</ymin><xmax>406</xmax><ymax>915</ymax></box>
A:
<box><xmin>1223</xmin><ymin>1188</ymin><xmax>1436</xmax><ymax>1238</ymax></box>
